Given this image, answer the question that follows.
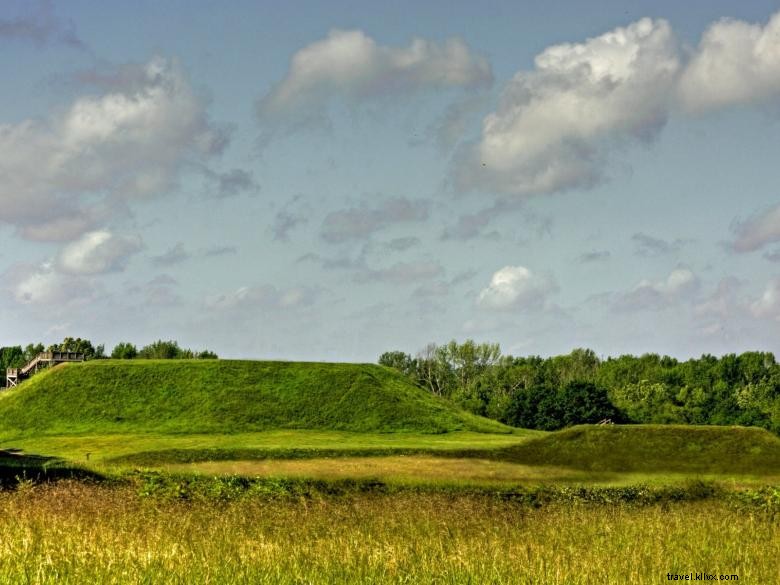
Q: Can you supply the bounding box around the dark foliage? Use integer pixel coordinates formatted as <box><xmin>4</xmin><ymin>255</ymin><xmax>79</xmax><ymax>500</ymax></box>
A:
<box><xmin>380</xmin><ymin>342</ymin><xmax>780</xmax><ymax>432</ymax></box>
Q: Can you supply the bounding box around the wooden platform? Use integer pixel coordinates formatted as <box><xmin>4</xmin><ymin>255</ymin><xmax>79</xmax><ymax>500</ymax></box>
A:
<box><xmin>5</xmin><ymin>352</ymin><xmax>85</xmax><ymax>388</ymax></box>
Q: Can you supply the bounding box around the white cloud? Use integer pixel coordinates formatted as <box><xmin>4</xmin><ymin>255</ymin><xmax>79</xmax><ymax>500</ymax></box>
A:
<box><xmin>477</xmin><ymin>265</ymin><xmax>556</xmax><ymax>311</ymax></box>
<box><xmin>615</xmin><ymin>268</ymin><xmax>699</xmax><ymax>311</ymax></box>
<box><xmin>678</xmin><ymin>11</ymin><xmax>780</xmax><ymax>111</ymax></box>
<box><xmin>258</xmin><ymin>29</ymin><xmax>491</xmax><ymax>117</ymax></box>
<box><xmin>731</xmin><ymin>203</ymin><xmax>780</xmax><ymax>253</ymax></box>
<box><xmin>0</xmin><ymin>57</ymin><xmax>226</xmax><ymax>240</ymax></box>
<box><xmin>9</xmin><ymin>262</ymin><xmax>92</xmax><ymax>305</ymax></box>
<box><xmin>750</xmin><ymin>278</ymin><xmax>780</xmax><ymax>320</ymax></box>
<box><xmin>457</xmin><ymin>17</ymin><xmax>679</xmax><ymax>195</ymax></box>
<box><xmin>57</xmin><ymin>230</ymin><xmax>142</xmax><ymax>275</ymax></box>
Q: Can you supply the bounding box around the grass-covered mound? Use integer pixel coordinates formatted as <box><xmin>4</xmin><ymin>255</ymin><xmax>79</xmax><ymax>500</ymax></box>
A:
<box><xmin>496</xmin><ymin>424</ymin><xmax>780</xmax><ymax>474</ymax></box>
<box><xmin>0</xmin><ymin>360</ymin><xmax>509</xmax><ymax>436</ymax></box>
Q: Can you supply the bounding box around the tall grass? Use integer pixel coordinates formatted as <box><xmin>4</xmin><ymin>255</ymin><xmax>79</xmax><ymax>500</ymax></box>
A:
<box><xmin>0</xmin><ymin>482</ymin><xmax>775</xmax><ymax>584</ymax></box>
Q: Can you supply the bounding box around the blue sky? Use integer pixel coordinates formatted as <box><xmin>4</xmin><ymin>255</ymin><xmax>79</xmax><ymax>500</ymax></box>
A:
<box><xmin>1</xmin><ymin>1</ymin><xmax>780</xmax><ymax>361</ymax></box>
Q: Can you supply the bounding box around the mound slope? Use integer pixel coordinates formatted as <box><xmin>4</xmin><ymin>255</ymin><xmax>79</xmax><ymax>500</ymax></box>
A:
<box><xmin>497</xmin><ymin>424</ymin><xmax>780</xmax><ymax>474</ymax></box>
<box><xmin>0</xmin><ymin>360</ymin><xmax>509</xmax><ymax>436</ymax></box>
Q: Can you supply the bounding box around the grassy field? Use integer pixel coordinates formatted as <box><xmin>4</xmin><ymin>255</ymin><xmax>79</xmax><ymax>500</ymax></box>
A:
<box><xmin>0</xmin><ymin>360</ymin><xmax>509</xmax><ymax>436</ymax></box>
<box><xmin>165</xmin><ymin>456</ymin><xmax>780</xmax><ymax>488</ymax></box>
<box><xmin>0</xmin><ymin>429</ymin><xmax>538</xmax><ymax>464</ymax></box>
<box><xmin>497</xmin><ymin>424</ymin><xmax>780</xmax><ymax>474</ymax></box>
<box><xmin>0</xmin><ymin>482</ymin><xmax>775</xmax><ymax>584</ymax></box>
<box><xmin>4</xmin><ymin>424</ymin><xmax>780</xmax><ymax>489</ymax></box>
<box><xmin>1</xmin><ymin>360</ymin><xmax>779</xmax><ymax>582</ymax></box>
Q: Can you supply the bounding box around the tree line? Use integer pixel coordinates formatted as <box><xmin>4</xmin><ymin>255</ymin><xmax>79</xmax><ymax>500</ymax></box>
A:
<box><xmin>1</xmin><ymin>338</ymin><xmax>217</xmax><ymax>382</ymax></box>
<box><xmin>379</xmin><ymin>341</ymin><xmax>780</xmax><ymax>433</ymax></box>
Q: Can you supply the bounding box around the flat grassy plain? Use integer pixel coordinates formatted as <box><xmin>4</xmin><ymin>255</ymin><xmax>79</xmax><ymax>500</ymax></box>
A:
<box><xmin>166</xmin><ymin>456</ymin><xmax>780</xmax><ymax>488</ymax></box>
<box><xmin>0</xmin><ymin>429</ymin><xmax>537</xmax><ymax>465</ymax></box>
<box><xmin>0</xmin><ymin>483</ymin><xmax>776</xmax><ymax>584</ymax></box>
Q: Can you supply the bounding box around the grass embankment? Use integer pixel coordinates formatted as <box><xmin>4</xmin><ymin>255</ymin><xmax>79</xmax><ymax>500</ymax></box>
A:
<box><xmin>0</xmin><ymin>360</ymin><xmax>509</xmax><ymax>436</ymax></box>
<box><xmin>497</xmin><ymin>424</ymin><xmax>780</xmax><ymax>474</ymax></box>
<box><xmin>157</xmin><ymin>424</ymin><xmax>780</xmax><ymax>487</ymax></box>
<box><xmin>0</xmin><ymin>483</ymin><xmax>776</xmax><ymax>584</ymax></box>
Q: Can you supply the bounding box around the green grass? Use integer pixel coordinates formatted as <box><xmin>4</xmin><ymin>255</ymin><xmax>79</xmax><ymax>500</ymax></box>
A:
<box><xmin>495</xmin><ymin>424</ymin><xmax>780</xmax><ymax>474</ymax></box>
<box><xmin>0</xmin><ymin>360</ymin><xmax>510</xmax><ymax>436</ymax></box>
<box><xmin>2</xmin><ymin>360</ymin><xmax>780</xmax><ymax>582</ymax></box>
<box><xmin>0</xmin><ymin>430</ymin><xmax>538</xmax><ymax>465</ymax></box>
<box><xmin>161</xmin><ymin>456</ymin><xmax>780</xmax><ymax>489</ymax></box>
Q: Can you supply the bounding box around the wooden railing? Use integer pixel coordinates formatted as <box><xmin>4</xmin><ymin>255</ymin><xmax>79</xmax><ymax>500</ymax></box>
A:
<box><xmin>5</xmin><ymin>352</ymin><xmax>85</xmax><ymax>388</ymax></box>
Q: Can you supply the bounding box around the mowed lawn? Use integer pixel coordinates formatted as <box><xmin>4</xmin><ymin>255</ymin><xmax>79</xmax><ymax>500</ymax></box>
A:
<box><xmin>0</xmin><ymin>429</ymin><xmax>540</xmax><ymax>465</ymax></box>
<box><xmin>5</xmin><ymin>424</ymin><xmax>780</xmax><ymax>488</ymax></box>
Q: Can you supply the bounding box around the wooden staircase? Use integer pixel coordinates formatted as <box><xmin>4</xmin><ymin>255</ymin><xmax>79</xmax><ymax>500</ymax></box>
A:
<box><xmin>5</xmin><ymin>352</ymin><xmax>85</xmax><ymax>388</ymax></box>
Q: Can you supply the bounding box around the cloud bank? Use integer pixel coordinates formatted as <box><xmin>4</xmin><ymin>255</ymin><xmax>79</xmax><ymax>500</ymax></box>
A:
<box><xmin>0</xmin><ymin>57</ymin><xmax>226</xmax><ymax>241</ymax></box>
<box><xmin>457</xmin><ymin>10</ymin><xmax>780</xmax><ymax>197</ymax></box>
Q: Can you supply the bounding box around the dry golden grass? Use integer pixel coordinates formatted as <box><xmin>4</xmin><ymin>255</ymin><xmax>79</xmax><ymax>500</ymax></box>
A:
<box><xmin>0</xmin><ymin>481</ymin><xmax>775</xmax><ymax>584</ymax></box>
<box><xmin>165</xmin><ymin>455</ymin><xmax>780</xmax><ymax>488</ymax></box>
<box><xmin>165</xmin><ymin>456</ymin><xmax>598</xmax><ymax>485</ymax></box>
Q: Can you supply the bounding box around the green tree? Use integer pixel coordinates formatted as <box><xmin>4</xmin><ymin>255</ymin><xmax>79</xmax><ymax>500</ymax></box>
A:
<box><xmin>138</xmin><ymin>340</ymin><xmax>182</xmax><ymax>359</ymax></box>
<box><xmin>23</xmin><ymin>343</ymin><xmax>44</xmax><ymax>363</ymax></box>
<box><xmin>111</xmin><ymin>342</ymin><xmax>138</xmax><ymax>359</ymax></box>
<box><xmin>378</xmin><ymin>351</ymin><xmax>417</xmax><ymax>378</ymax></box>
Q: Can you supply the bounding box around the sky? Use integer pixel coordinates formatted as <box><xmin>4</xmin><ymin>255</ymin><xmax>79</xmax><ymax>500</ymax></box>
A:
<box><xmin>1</xmin><ymin>0</ymin><xmax>780</xmax><ymax>361</ymax></box>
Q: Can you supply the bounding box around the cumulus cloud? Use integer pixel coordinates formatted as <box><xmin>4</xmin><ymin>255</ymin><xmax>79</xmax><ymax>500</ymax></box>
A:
<box><xmin>205</xmin><ymin>285</ymin><xmax>319</xmax><ymax>311</ymax></box>
<box><xmin>615</xmin><ymin>268</ymin><xmax>699</xmax><ymax>311</ymax></box>
<box><xmin>57</xmin><ymin>230</ymin><xmax>142</xmax><ymax>275</ymax></box>
<box><xmin>7</xmin><ymin>261</ymin><xmax>93</xmax><ymax>305</ymax></box>
<box><xmin>0</xmin><ymin>57</ymin><xmax>226</xmax><ymax>240</ymax></box>
<box><xmin>731</xmin><ymin>204</ymin><xmax>780</xmax><ymax>253</ymax></box>
<box><xmin>321</xmin><ymin>196</ymin><xmax>429</xmax><ymax>243</ymax></box>
<box><xmin>457</xmin><ymin>18</ymin><xmax>679</xmax><ymax>196</ymax></box>
<box><xmin>258</xmin><ymin>29</ymin><xmax>491</xmax><ymax>118</ymax></box>
<box><xmin>678</xmin><ymin>11</ymin><xmax>780</xmax><ymax>111</ymax></box>
<box><xmin>477</xmin><ymin>265</ymin><xmax>557</xmax><ymax>311</ymax></box>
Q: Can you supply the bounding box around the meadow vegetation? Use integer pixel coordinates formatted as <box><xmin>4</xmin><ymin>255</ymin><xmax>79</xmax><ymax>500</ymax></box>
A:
<box><xmin>0</xmin><ymin>357</ymin><xmax>777</xmax><ymax>582</ymax></box>
<box><xmin>0</xmin><ymin>482</ymin><xmax>776</xmax><ymax>584</ymax></box>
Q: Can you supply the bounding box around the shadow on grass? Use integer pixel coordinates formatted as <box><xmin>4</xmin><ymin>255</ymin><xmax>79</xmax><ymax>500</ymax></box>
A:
<box><xmin>107</xmin><ymin>446</ymin><xmax>499</xmax><ymax>466</ymax></box>
<box><xmin>0</xmin><ymin>449</ymin><xmax>104</xmax><ymax>487</ymax></box>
